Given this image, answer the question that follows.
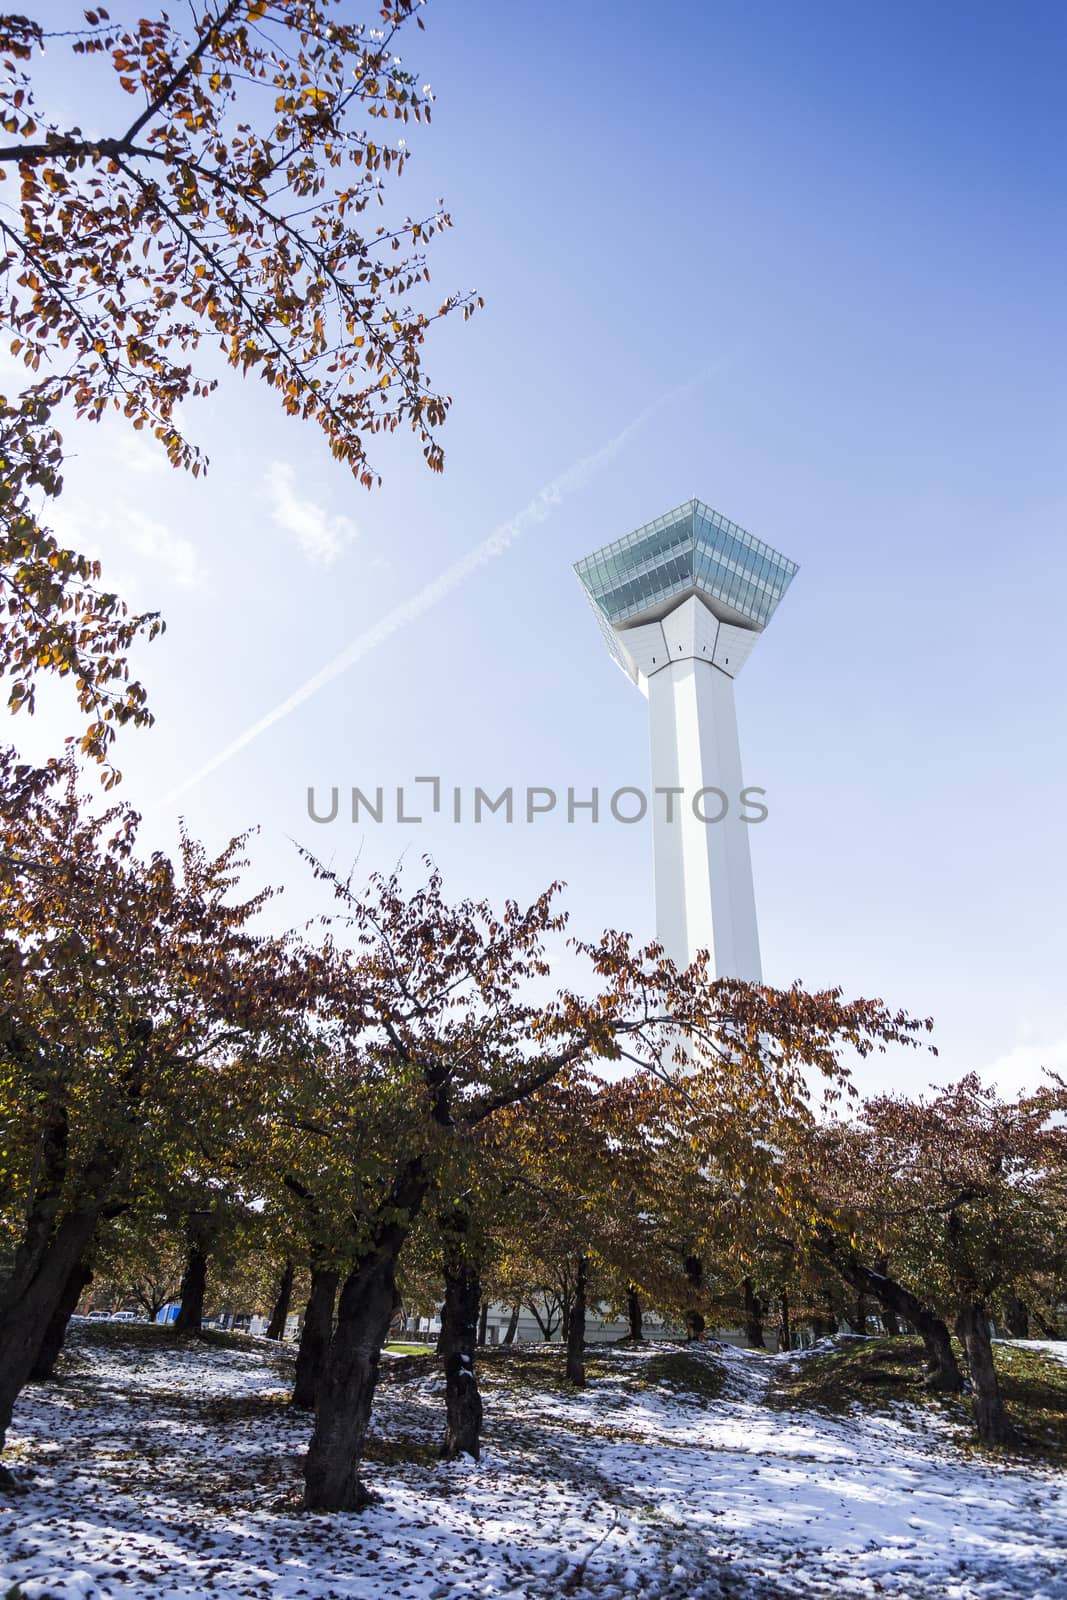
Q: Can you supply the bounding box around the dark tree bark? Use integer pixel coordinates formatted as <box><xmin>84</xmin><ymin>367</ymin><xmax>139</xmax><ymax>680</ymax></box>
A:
<box><xmin>626</xmin><ymin>1283</ymin><xmax>643</xmax><ymax>1342</ymax></box>
<box><xmin>742</xmin><ymin>1277</ymin><xmax>767</xmax><ymax>1349</ymax></box>
<box><xmin>874</xmin><ymin>1259</ymin><xmax>900</xmax><ymax>1335</ymax></box>
<box><xmin>303</xmin><ymin>1160</ymin><xmax>431</xmax><ymax>1512</ymax></box>
<box><xmin>849</xmin><ymin>1289</ymin><xmax>867</xmax><ymax>1335</ymax></box>
<box><xmin>477</xmin><ymin>1300</ymin><xmax>489</xmax><ymax>1348</ymax></box>
<box><xmin>438</xmin><ymin>1206</ymin><xmax>483</xmax><ymax>1460</ymax></box>
<box><xmin>1001</xmin><ymin>1296</ymin><xmax>1030</xmax><ymax>1340</ymax></box>
<box><xmin>683</xmin><ymin>1254</ymin><xmax>705</xmax><ymax>1341</ymax></box>
<box><xmin>0</xmin><ymin>1096</ymin><xmax>117</xmax><ymax>1461</ymax></box>
<box><xmin>293</xmin><ymin>1266</ymin><xmax>339</xmax><ymax>1409</ymax></box>
<box><xmin>0</xmin><ymin>1031</ymin><xmax>147</xmax><ymax>1474</ymax></box>
<box><xmin>915</xmin><ymin>1313</ymin><xmax>961</xmax><ymax>1390</ymax></box>
<box><xmin>502</xmin><ymin>1301</ymin><xmax>520</xmax><ymax>1345</ymax></box>
<box><xmin>958</xmin><ymin>1301</ymin><xmax>1021</xmax><ymax>1447</ymax></box>
<box><xmin>526</xmin><ymin>1295</ymin><xmax>559</xmax><ymax>1341</ymax></box>
<box><xmin>815</xmin><ymin>1233</ymin><xmax>963</xmax><ymax>1391</ymax></box>
<box><xmin>174</xmin><ymin>1232</ymin><xmax>209</xmax><ymax>1335</ymax></box>
<box><xmin>1032</xmin><ymin>1307</ymin><xmax>1064</xmax><ymax>1340</ymax></box>
<box><xmin>265</xmin><ymin>1258</ymin><xmax>295</xmax><ymax>1342</ymax></box>
<box><xmin>566</xmin><ymin>1254</ymin><xmax>587</xmax><ymax>1386</ymax></box>
<box><xmin>0</xmin><ymin>1204</ymin><xmax>100</xmax><ymax>1462</ymax></box>
<box><xmin>777</xmin><ymin>1288</ymin><xmax>791</xmax><ymax>1353</ymax></box>
<box><xmin>30</xmin><ymin>1254</ymin><xmax>93</xmax><ymax>1381</ymax></box>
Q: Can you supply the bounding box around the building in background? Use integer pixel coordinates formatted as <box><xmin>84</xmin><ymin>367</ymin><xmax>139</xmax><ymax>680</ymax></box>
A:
<box><xmin>575</xmin><ymin>499</ymin><xmax>798</xmax><ymax>978</ymax></box>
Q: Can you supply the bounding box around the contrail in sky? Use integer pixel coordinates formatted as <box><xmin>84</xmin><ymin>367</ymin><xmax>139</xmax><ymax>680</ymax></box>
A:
<box><xmin>156</xmin><ymin>370</ymin><xmax>713</xmax><ymax>811</ymax></box>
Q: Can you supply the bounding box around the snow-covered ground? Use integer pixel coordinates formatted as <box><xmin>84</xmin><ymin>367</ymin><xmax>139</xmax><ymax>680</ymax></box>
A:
<box><xmin>2</xmin><ymin>1325</ymin><xmax>1066</xmax><ymax>1600</ymax></box>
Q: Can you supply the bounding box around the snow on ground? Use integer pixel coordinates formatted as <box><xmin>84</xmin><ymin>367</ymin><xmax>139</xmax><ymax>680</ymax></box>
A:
<box><xmin>1</xmin><ymin>1325</ymin><xmax>1065</xmax><ymax>1600</ymax></box>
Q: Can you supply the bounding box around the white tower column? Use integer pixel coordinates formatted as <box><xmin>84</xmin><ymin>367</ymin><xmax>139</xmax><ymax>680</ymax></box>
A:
<box><xmin>612</xmin><ymin>593</ymin><xmax>762</xmax><ymax>979</ymax></box>
<box><xmin>646</xmin><ymin>658</ymin><xmax>761</xmax><ymax>979</ymax></box>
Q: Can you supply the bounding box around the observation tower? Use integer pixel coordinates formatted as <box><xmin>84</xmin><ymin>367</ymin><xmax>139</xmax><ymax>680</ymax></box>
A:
<box><xmin>575</xmin><ymin>499</ymin><xmax>798</xmax><ymax>979</ymax></box>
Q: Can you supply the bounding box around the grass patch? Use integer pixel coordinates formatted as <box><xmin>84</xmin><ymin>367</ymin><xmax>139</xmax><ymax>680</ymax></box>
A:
<box><xmin>69</xmin><ymin>1319</ymin><xmax>289</xmax><ymax>1359</ymax></box>
<box><xmin>473</xmin><ymin>1343</ymin><xmax>622</xmax><ymax>1394</ymax></box>
<box><xmin>771</xmin><ymin>1336</ymin><xmax>1067</xmax><ymax>1466</ymax></box>
<box><xmin>988</xmin><ymin>1343</ymin><xmax>1067</xmax><ymax>1464</ymax></box>
<box><xmin>362</xmin><ymin>1435</ymin><xmax>441</xmax><ymax>1468</ymax></box>
<box><xmin>68</xmin><ymin>1319</ymin><xmax>169</xmax><ymax>1356</ymax></box>
<box><xmin>770</xmin><ymin>1336</ymin><xmax>936</xmax><ymax>1419</ymax></box>
<box><xmin>385</xmin><ymin>1341</ymin><xmax>435</xmax><ymax>1356</ymax></box>
<box><xmin>468</xmin><ymin>1340</ymin><xmax>727</xmax><ymax>1405</ymax></box>
<box><xmin>627</xmin><ymin>1348</ymin><xmax>728</xmax><ymax>1405</ymax></box>
<box><xmin>476</xmin><ymin>1344</ymin><xmax>566</xmax><ymax>1392</ymax></box>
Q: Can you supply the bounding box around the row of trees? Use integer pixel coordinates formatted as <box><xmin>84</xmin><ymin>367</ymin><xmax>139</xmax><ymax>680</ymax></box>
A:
<box><xmin>2</xmin><ymin>749</ymin><xmax>1064</xmax><ymax>1510</ymax></box>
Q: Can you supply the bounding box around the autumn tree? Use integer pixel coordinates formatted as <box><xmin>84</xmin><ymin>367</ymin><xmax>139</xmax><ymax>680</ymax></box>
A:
<box><xmin>0</xmin><ymin>2</ymin><xmax>479</xmax><ymax>771</ymax></box>
<box><xmin>276</xmin><ymin>852</ymin><xmax>934</xmax><ymax>1511</ymax></box>
<box><xmin>276</xmin><ymin>861</ymin><xmax>624</xmax><ymax>1511</ymax></box>
<box><xmin>92</xmin><ymin>1213</ymin><xmax>187</xmax><ymax>1322</ymax></box>
<box><xmin>568</xmin><ymin>993</ymin><xmax>931</xmax><ymax>1357</ymax></box>
<box><xmin>0</xmin><ymin>746</ymin><xmax>304</xmax><ymax>1478</ymax></box>
<box><xmin>803</xmin><ymin>1075</ymin><xmax>1067</xmax><ymax>1444</ymax></box>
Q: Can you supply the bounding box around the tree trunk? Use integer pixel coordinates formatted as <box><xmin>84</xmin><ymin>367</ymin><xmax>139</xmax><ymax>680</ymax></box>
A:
<box><xmin>0</xmin><ymin>1046</ymin><xmax>146</xmax><ymax>1478</ymax></box>
<box><xmin>850</xmin><ymin>1289</ymin><xmax>867</xmax><ymax>1335</ymax></box>
<box><xmin>958</xmin><ymin>1300</ymin><xmax>1021</xmax><ymax>1446</ymax></box>
<box><xmin>438</xmin><ymin>1207</ymin><xmax>483</xmax><ymax>1461</ymax></box>
<box><xmin>683</xmin><ymin>1254</ymin><xmax>705</xmax><ymax>1341</ymax></box>
<box><xmin>626</xmin><ymin>1283</ymin><xmax>643</xmax><ymax>1342</ymax></box>
<box><xmin>1032</xmin><ymin>1306</ymin><xmax>1064</xmax><ymax>1340</ymax></box>
<box><xmin>874</xmin><ymin>1258</ymin><xmax>900</xmax><ymax>1335</ymax></box>
<box><xmin>30</xmin><ymin>1254</ymin><xmax>93</xmax><ymax>1381</ymax></box>
<box><xmin>0</xmin><ymin>1205</ymin><xmax>101</xmax><ymax>1458</ymax></box>
<box><xmin>566</xmin><ymin>1254</ymin><xmax>587</xmax><ymax>1386</ymax></box>
<box><xmin>174</xmin><ymin>1237</ymin><xmax>208</xmax><ymax>1335</ymax></box>
<box><xmin>303</xmin><ymin>1162</ymin><xmax>430</xmax><ymax>1512</ymax></box>
<box><xmin>1001</xmin><ymin>1296</ymin><xmax>1030</xmax><ymax>1340</ymax></box>
<box><xmin>778</xmin><ymin>1288</ymin><xmax>791</xmax><ymax>1353</ymax></box>
<box><xmin>742</xmin><ymin>1277</ymin><xmax>767</xmax><ymax>1349</ymax></box>
<box><xmin>917</xmin><ymin>1311</ymin><xmax>962</xmax><ymax>1390</ymax></box>
<box><xmin>477</xmin><ymin>1300</ymin><xmax>489</xmax><ymax>1348</ymax></box>
<box><xmin>265</xmin><ymin>1258</ymin><xmax>295</xmax><ymax>1342</ymax></box>
<box><xmin>293</xmin><ymin>1267</ymin><xmax>338</xmax><ymax>1409</ymax></box>
<box><xmin>815</xmin><ymin>1234</ymin><xmax>964</xmax><ymax>1391</ymax></box>
<box><xmin>502</xmin><ymin>1301</ymin><xmax>521</xmax><ymax>1345</ymax></box>
<box><xmin>526</xmin><ymin>1296</ymin><xmax>553</xmax><ymax>1341</ymax></box>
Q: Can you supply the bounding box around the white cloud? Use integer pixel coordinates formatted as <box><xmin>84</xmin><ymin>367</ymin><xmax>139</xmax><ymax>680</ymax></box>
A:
<box><xmin>112</xmin><ymin>431</ymin><xmax>168</xmax><ymax>476</ymax></box>
<box><xmin>49</xmin><ymin>496</ymin><xmax>207</xmax><ymax>611</ymax></box>
<box><xmin>265</xmin><ymin>461</ymin><xmax>357</xmax><ymax>567</ymax></box>
<box><xmin>983</xmin><ymin>1033</ymin><xmax>1067</xmax><ymax>1098</ymax></box>
<box><xmin>123</xmin><ymin>508</ymin><xmax>207</xmax><ymax>591</ymax></box>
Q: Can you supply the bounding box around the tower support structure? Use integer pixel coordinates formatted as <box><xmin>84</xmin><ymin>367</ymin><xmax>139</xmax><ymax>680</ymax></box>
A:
<box><xmin>575</xmin><ymin>500</ymin><xmax>798</xmax><ymax>980</ymax></box>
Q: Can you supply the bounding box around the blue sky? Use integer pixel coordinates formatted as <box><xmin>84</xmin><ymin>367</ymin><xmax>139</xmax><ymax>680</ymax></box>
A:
<box><xmin>14</xmin><ymin>0</ymin><xmax>1067</xmax><ymax>1096</ymax></box>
